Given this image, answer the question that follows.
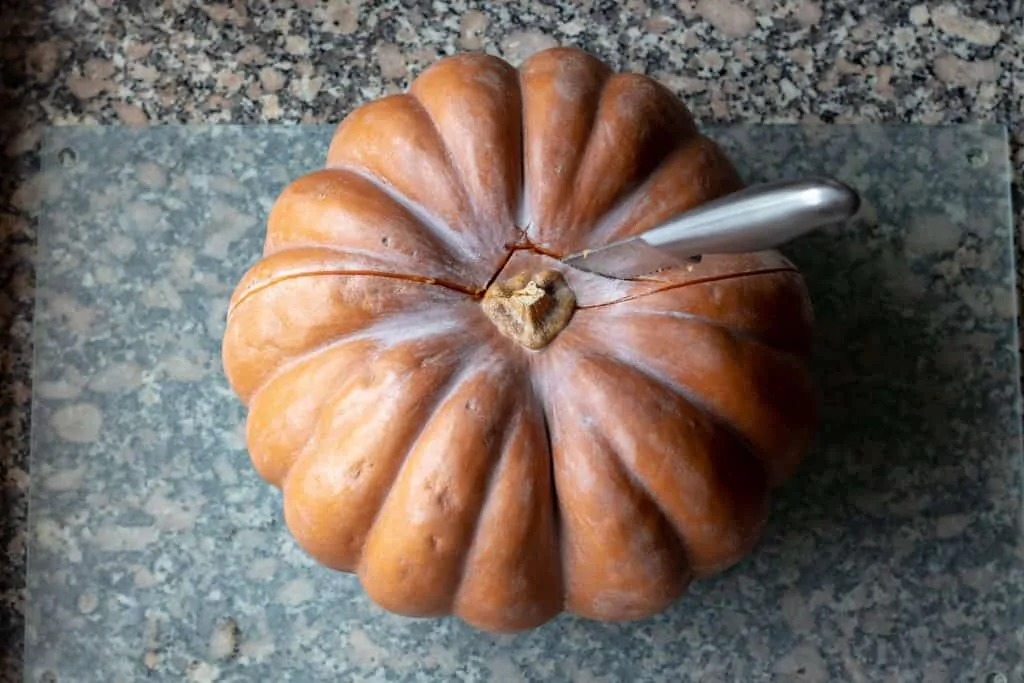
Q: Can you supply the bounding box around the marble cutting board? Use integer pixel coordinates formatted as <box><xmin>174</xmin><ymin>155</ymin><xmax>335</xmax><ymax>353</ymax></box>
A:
<box><xmin>24</xmin><ymin>124</ymin><xmax>1022</xmax><ymax>682</ymax></box>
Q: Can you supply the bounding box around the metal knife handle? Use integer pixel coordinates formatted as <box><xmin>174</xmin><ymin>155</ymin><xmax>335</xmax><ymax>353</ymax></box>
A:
<box><xmin>640</xmin><ymin>178</ymin><xmax>860</xmax><ymax>258</ymax></box>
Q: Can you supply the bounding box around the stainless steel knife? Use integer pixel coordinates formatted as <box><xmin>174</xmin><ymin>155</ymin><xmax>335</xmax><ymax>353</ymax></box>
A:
<box><xmin>561</xmin><ymin>178</ymin><xmax>861</xmax><ymax>280</ymax></box>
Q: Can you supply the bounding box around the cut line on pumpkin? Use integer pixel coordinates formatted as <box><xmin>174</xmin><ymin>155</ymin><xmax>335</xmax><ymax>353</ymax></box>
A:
<box><xmin>228</xmin><ymin>255</ymin><xmax>804</xmax><ymax>335</ymax></box>
<box><xmin>613</xmin><ymin>307</ymin><xmax>810</xmax><ymax>361</ymax></box>
<box><xmin>227</xmin><ymin>268</ymin><xmax>484</xmax><ymax>319</ymax></box>
<box><xmin>229</xmin><ymin>243</ymin><xmax>573</xmax><ymax>317</ymax></box>
<box><xmin>573</xmin><ymin>267</ymin><xmax>802</xmax><ymax>309</ymax></box>
<box><xmin>482</xmin><ymin>240</ymin><xmax>565</xmax><ymax>293</ymax></box>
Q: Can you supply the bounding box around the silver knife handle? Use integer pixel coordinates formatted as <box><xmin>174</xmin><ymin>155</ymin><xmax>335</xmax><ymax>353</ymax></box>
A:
<box><xmin>641</xmin><ymin>178</ymin><xmax>860</xmax><ymax>257</ymax></box>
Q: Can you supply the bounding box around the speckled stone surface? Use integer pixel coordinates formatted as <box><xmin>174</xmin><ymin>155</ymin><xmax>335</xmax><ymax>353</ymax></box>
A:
<box><xmin>22</xmin><ymin>123</ymin><xmax>1020</xmax><ymax>682</ymax></box>
<box><xmin>2</xmin><ymin>1</ymin><xmax>1023</xmax><ymax>681</ymax></box>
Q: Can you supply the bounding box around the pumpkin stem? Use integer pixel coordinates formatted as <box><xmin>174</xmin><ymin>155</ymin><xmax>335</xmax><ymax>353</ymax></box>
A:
<box><xmin>481</xmin><ymin>270</ymin><xmax>575</xmax><ymax>350</ymax></box>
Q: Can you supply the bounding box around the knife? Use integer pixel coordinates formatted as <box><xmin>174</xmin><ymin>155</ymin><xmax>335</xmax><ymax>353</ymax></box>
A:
<box><xmin>560</xmin><ymin>178</ymin><xmax>861</xmax><ymax>280</ymax></box>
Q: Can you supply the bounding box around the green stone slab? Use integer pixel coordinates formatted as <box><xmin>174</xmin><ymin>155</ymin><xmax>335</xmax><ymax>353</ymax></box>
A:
<box><xmin>25</xmin><ymin>124</ymin><xmax>1021</xmax><ymax>682</ymax></box>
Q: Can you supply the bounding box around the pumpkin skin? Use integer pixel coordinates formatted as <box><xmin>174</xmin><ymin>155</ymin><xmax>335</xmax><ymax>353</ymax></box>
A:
<box><xmin>222</xmin><ymin>47</ymin><xmax>817</xmax><ymax>633</ymax></box>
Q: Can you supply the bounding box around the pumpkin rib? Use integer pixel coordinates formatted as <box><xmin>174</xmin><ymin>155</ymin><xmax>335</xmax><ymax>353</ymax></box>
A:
<box><xmin>224</xmin><ymin>265</ymin><xmax>471</xmax><ymax>403</ymax></box>
<box><xmin>326</xmin><ymin>157</ymin><xmax>477</xmax><ymax>265</ymax></box>
<box><xmin>245</xmin><ymin>337</ymin><xmax>380</xmax><ymax>486</ymax></box>
<box><xmin>581</xmin><ymin>134</ymin><xmax>742</xmax><ymax>250</ymax></box>
<box><xmin>565</xmin><ymin>73</ymin><xmax>701</xmax><ymax>243</ymax></box>
<box><xmin>451</xmin><ymin>399</ymin><xmax>563</xmax><ymax>631</ymax></box>
<box><xmin>263</xmin><ymin>168</ymin><xmax>475</xmax><ymax>285</ymax></box>
<box><xmin>285</xmin><ymin>343</ymin><xmax>386</xmax><ymax>473</ymax></box>
<box><xmin>591</xmin><ymin>344</ymin><xmax>767</xmax><ymax>478</ymax></box>
<box><xmin>272</xmin><ymin>335</ymin><xmax>445</xmax><ymax>484</ymax></box>
<box><xmin>526</xmin><ymin>357</ymin><xmax>568</xmax><ymax>608</ymax></box>
<box><xmin>354</xmin><ymin>347</ymin><xmax>492</xmax><ymax>564</ymax></box>
<box><xmin>258</xmin><ymin>245</ymin><xmax>472</xmax><ymax>288</ymax></box>
<box><xmin>520</xmin><ymin>48</ymin><xmax>612</xmax><ymax>247</ymax></box>
<box><xmin>357</xmin><ymin>352</ymin><xmax>519</xmax><ymax>615</ymax></box>
<box><xmin>543</xmin><ymin>69</ymin><xmax>622</xmax><ymax>243</ymax></box>
<box><xmin>611</xmin><ymin>268</ymin><xmax>815</xmax><ymax>358</ymax></box>
<box><xmin>274</xmin><ymin>349</ymin><xmax>386</xmax><ymax>497</ymax></box>
<box><xmin>540</xmin><ymin>359</ymin><xmax>693</xmax><ymax>619</ymax></box>
<box><xmin>405</xmin><ymin>93</ymin><xmax>481</xmax><ymax>235</ymax></box>
<box><xmin>224</xmin><ymin>274</ymin><xmax>469</xmax><ymax>404</ymax></box>
<box><xmin>563</xmin><ymin>73</ymin><xmax>610</xmax><ymax>223</ymax></box>
<box><xmin>530</xmin><ymin>369</ymin><xmax>563</xmax><ymax>564</ymax></box>
<box><xmin>530</xmin><ymin>71</ymin><xmax>700</xmax><ymax>251</ymax></box>
<box><xmin>407</xmin><ymin>53</ymin><xmax>524</xmax><ymax>249</ymax></box>
<box><xmin>531</xmin><ymin>343</ymin><xmax>693</xmax><ymax>620</ymax></box>
<box><xmin>581</xmin><ymin>351</ymin><xmax>772</xmax><ymax>576</ymax></box>
<box><xmin>244</xmin><ymin>308</ymin><xmax>475</xmax><ymax>413</ymax></box>
<box><xmin>593</xmin><ymin>323</ymin><xmax>812</xmax><ymax>486</ymax></box>
<box><xmin>584</xmin><ymin>412</ymin><xmax>697</xmax><ymax>574</ymax></box>
<box><xmin>574</xmin><ymin>421</ymin><xmax>692</xmax><ymax>617</ymax></box>
<box><xmin>451</xmin><ymin>410</ymin><xmax>564</xmax><ymax>631</ymax></box>
<box><xmin>325</xmin><ymin>94</ymin><xmax>480</xmax><ymax>252</ymax></box>
<box><xmin>282</xmin><ymin>336</ymin><xmax>473</xmax><ymax>572</ymax></box>
<box><xmin>574</xmin><ymin>266</ymin><xmax>801</xmax><ymax>310</ymax></box>
<box><xmin>449</xmin><ymin>397</ymin><xmax>524</xmax><ymax>612</ymax></box>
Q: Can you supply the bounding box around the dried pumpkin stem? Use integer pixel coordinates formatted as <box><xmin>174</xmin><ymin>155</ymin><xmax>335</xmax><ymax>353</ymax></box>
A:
<box><xmin>481</xmin><ymin>270</ymin><xmax>575</xmax><ymax>350</ymax></box>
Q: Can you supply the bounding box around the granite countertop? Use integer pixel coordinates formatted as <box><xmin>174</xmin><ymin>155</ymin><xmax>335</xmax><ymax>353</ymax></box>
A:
<box><xmin>1</xmin><ymin>1</ymin><xmax>1022</xmax><ymax>681</ymax></box>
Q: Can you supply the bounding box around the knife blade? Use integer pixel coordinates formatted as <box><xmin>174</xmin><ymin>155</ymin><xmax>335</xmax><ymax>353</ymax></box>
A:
<box><xmin>560</xmin><ymin>178</ymin><xmax>861</xmax><ymax>280</ymax></box>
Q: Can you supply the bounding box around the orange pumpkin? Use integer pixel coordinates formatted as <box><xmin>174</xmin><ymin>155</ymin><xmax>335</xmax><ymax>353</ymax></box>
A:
<box><xmin>222</xmin><ymin>47</ymin><xmax>816</xmax><ymax>632</ymax></box>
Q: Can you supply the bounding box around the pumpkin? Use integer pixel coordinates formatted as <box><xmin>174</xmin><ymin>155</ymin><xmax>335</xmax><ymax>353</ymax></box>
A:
<box><xmin>222</xmin><ymin>46</ymin><xmax>817</xmax><ymax>633</ymax></box>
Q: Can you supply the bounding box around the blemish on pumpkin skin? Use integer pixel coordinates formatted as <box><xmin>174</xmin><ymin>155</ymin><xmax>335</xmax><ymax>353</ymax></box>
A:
<box><xmin>434</xmin><ymin>489</ymin><xmax>452</xmax><ymax>513</ymax></box>
<box><xmin>349</xmin><ymin>461</ymin><xmax>374</xmax><ymax>481</ymax></box>
<box><xmin>425</xmin><ymin>480</ymin><xmax>454</xmax><ymax>514</ymax></box>
<box><xmin>483</xmin><ymin>424</ymin><xmax>503</xmax><ymax>448</ymax></box>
